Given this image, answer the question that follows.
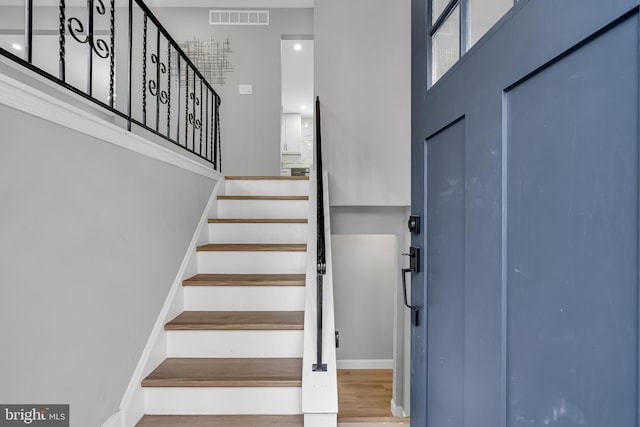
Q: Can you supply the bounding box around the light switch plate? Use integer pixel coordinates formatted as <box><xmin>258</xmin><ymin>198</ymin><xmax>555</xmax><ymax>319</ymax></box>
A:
<box><xmin>239</xmin><ymin>84</ymin><xmax>253</xmax><ymax>95</ymax></box>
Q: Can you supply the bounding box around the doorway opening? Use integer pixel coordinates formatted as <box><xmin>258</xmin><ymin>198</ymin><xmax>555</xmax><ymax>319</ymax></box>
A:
<box><xmin>280</xmin><ymin>37</ymin><xmax>313</xmax><ymax>176</ymax></box>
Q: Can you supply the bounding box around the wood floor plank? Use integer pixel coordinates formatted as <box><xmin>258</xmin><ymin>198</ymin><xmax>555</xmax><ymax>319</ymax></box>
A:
<box><xmin>183</xmin><ymin>274</ymin><xmax>306</xmax><ymax>287</ymax></box>
<box><xmin>142</xmin><ymin>358</ymin><xmax>302</xmax><ymax>387</ymax></box>
<box><xmin>208</xmin><ymin>218</ymin><xmax>308</xmax><ymax>223</ymax></box>
<box><xmin>217</xmin><ymin>195</ymin><xmax>309</xmax><ymax>200</ymax></box>
<box><xmin>165</xmin><ymin>311</ymin><xmax>304</xmax><ymax>330</ymax></box>
<box><xmin>136</xmin><ymin>415</ymin><xmax>304</xmax><ymax>427</ymax></box>
<box><xmin>337</xmin><ymin>369</ymin><xmax>395</xmax><ymax>420</ymax></box>
<box><xmin>197</xmin><ymin>243</ymin><xmax>306</xmax><ymax>252</ymax></box>
<box><xmin>225</xmin><ymin>176</ymin><xmax>309</xmax><ymax>181</ymax></box>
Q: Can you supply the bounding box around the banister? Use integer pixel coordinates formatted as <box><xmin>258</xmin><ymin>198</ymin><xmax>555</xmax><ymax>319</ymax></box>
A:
<box><xmin>313</xmin><ymin>95</ymin><xmax>327</xmax><ymax>372</ymax></box>
<box><xmin>0</xmin><ymin>0</ymin><xmax>222</xmax><ymax>171</ymax></box>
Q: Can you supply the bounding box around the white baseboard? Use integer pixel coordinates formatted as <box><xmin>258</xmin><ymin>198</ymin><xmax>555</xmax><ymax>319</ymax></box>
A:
<box><xmin>390</xmin><ymin>399</ymin><xmax>407</xmax><ymax>418</ymax></box>
<box><xmin>336</xmin><ymin>359</ymin><xmax>394</xmax><ymax>369</ymax></box>
<box><xmin>101</xmin><ymin>411</ymin><xmax>123</xmax><ymax>427</ymax></box>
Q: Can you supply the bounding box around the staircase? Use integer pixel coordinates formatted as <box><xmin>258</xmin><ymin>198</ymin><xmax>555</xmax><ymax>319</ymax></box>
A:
<box><xmin>136</xmin><ymin>176</ymin><xmax>310</xmax><ymax>427</ymax></box>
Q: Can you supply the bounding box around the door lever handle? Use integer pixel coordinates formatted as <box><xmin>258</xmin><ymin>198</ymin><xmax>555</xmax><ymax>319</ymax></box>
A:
<box><xmin>402</xmin><ymin>267</ymin><xmax>420</xmax><ymax>326</ymax></box>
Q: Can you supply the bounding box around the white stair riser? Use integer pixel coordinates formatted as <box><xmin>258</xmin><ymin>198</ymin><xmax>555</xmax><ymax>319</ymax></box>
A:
<box><xmin>209</xmin><ymin>223</ymin><xmax>307</xmax><ymax>244</ymax></box>
<box><xmin>184</xmin><ymin>286</ymin><xmax>305</xmax><ymax>311</ymax></box>
<box><xmin>144</xmin><ymin>387</ymin><xmax>302</xmax><ymax>415</ymax></box>
<box><xmin>225</xmin><ymin>180</ymin><xmax>309</xmax><ymax>196</ymax></box>
<box><xmin>197</xmin><ymin>251</ymin><xmax>306</xmax><ymax>274</ymax></box>
<box><xmin>166</xmin><ymin>330</ymin><xmax>303</xmax><ymax>358</ymax></box>
<box><xmin>218</xmin><ymin>200</ymin><xmax>307</xmax><ymax>219</ymax></box>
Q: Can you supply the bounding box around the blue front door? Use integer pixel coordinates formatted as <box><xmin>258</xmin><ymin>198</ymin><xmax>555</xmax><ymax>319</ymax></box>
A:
<box><xmin>410</xmin><ymin>1</ymin><xmax>640</xmax><ymax>426</ymax></box>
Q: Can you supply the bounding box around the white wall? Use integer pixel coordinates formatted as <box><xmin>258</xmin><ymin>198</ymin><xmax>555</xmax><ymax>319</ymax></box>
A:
<box><xmin>314</xmin><ymin>0</ymin><xmax>411</xmax><ymax>206</ymax></box>
<box><xmin>151</xmin><ymin>7</ymin><xmax>314</xmax><ymax>176</ymax></box>
<box><xmin>0</xmin><ymin>104</ymin><xmax>217</xmax><ymax>427</ymax></box>
<box><xmin>332</xmin><ymin>235</ymin><xmax>396</xmax><ymax>362</ymax></box>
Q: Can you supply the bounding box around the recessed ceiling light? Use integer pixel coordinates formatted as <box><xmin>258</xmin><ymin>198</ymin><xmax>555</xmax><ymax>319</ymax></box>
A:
<box><xmin>12</xmin><ymin>43</ymin><xmax>22</xmax><ymax>51</ymax></box>
<box><xmin>301</xmin><ymin>105</ymin><xmax>306</xmax><ymax>110</ymax></box>
<box><xmin>294</xmin><ymin>44</ymin><xmax>302</xmax><ymax>51</ymax></box>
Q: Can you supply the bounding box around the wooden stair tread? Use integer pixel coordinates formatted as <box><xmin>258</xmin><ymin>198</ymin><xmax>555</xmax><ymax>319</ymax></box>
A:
<box><xmin>217</xmin><ymin>195</ymin><xmax>309</xmax><ymax>200</ymax></box>
<box><xmin>208</xmin><ymin>218</ymin><xmax>308</xmax><ymax>223</ymax></box>
<box><xmin>183</xmin><ymin>274</ymin><xmax>305</xmax><ymax>286</ymax></box>
<box><xmin>136</xmin><ymin>415</ymin><xmax>304</xmax><ymax>427</ymax></box>
<box><xmin>165</xmin><ymin>311</ymin><xmax>304</xmax><ymax>330</ymax></box>
<box><xmin>197</xmin><ymin>243</ymin><xmax>306</xmax><ymax>252</ymax></box>
<box><xmin>226</xmin><ymin>176</ymin><xmax>309</xmax><ymax>181</ymax></box>
<box><xmin>142</xmin><ymin>358</ymin><xmax>302</xmax><ymax>387</ymax></box>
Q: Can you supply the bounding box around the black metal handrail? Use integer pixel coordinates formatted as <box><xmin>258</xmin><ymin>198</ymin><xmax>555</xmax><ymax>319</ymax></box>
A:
<box><xmin>0</xmin><ymin>0</ymin><xmax>221</xmax><ymax>171</ymax></box>
<box><xmin>313</xmin><ymin>96</ymin><xmax>327</xmax><ymax>372</ymax></box>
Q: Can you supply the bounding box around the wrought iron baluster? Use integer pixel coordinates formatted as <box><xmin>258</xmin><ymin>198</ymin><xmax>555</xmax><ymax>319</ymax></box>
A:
<box><xmin>176</xmin><ymin>54</ymin><xmax>181</xmax><ymax>144</ymax></box>
<box><xmin>142</xmin><ymin>13</ymin><xmax>147</xmax><ymax>125</ymax></box>
<box><xmin>191</xmin><ymin>70</ymin><xmax>196</xmax><ymax>150</ymax></box>
<box><xmin>108</xmin><ymin>0</ymin><xmax>115</xmax><ymax>108</ymax></box>
<box><xmin>185</xmin><ymin>66</ymin><xmax>189</xmax><ymax>148</ymax></box>
<box><xmin>167</xmin><ymin>43</ymin><xmax>171</xmax><ymax>138</ymax></box>
<box><xmin>205</xmin><ymin>89</ymin><xmax>209</xmax><ymax>160</ymax></box>
<box><xmin>127</xmin><ymin>0</ymin><xmax>132</xmax><ymax>131</ymax></box>
<box><xmin>199</xmin><ymin>79</ymin><xmax>203</xmax><ymax>155</ymax></box>
<box><xmin>209</xmin><ymin>91</ymin><xmax>214</xmax><ymax>163</ymax></box>
<box><xmin>59</xmin><ymin>0</ymin><xmax>66</xmax><ymax>81</ymax></box>
<box><xmin>155</xmin><ymin>27</ymin><xmax>160</xmax><ymax>132</ymax></box>
<box><xmin>25</xmin><ymin>0</ymin><xmax>33</xmax><ymax>63</ymax></box>
<box><xmin>87</xmin><ymin>0</ymin><xmax>94</xmax><ymax>95</ymax></box>
<box><xmin>215</xmin><ymin>96</ymin><xmax>221</xmax><ymax>171</ymax></box>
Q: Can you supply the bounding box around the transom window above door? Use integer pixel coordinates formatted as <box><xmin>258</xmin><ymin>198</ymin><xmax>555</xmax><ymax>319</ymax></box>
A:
<box><xmin>429</xmin><ymin>0</ymin><xmax>515</xmax><ymax>85</ymax></box>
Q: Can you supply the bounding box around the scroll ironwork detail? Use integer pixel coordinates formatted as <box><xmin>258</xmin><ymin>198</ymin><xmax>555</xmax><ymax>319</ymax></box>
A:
<box><xmin>67</xmin><ymin>0</ymin><xmax>110</xmax><ymax>59</ymax></box>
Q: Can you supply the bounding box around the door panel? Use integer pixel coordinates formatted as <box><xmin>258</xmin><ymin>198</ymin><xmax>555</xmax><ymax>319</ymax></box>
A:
<box><xmin>506</xmin><ymin>17</ymin><xmax>639</xmax><ymax>426</ymax></box>
<box><xmin>410</xmin><ymin>2</ymin><xmax>640</xmax><ymax>427</ymax></box>
<box><xmin>426</xmin><ymin>119</ymin><xmax>466</xmax><ymax>427</ymax></box>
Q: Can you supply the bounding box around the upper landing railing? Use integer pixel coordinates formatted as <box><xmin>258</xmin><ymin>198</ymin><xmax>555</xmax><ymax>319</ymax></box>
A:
<box><xmin>0</xmin><ymin>0</ymin><xmax>221</xmax><ymax>171</ymax></box>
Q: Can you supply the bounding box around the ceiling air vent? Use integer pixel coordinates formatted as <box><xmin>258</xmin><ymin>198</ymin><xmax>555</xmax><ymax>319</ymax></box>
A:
<box><xmin>209</xmin><ymin>10</ymin><xmax>270</xmax><ymax>26</ymax></box>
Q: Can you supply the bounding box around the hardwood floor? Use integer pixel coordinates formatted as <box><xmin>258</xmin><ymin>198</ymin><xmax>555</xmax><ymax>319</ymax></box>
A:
<box><xmin>338</xmin><ymin>369</ymin><xmax>395</xmax><ymax>420</ymax></box>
